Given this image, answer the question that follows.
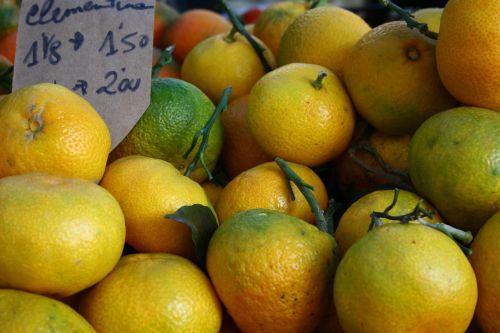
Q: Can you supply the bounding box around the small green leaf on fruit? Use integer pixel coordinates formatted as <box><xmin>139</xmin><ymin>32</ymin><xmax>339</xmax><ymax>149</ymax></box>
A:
<box><xmin>166</xmin><ymin>204</ymin><xmax>218</xmax><ymax>267</ymax></box>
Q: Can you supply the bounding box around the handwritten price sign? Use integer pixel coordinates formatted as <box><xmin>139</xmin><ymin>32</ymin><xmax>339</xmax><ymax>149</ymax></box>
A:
<box><xmin>13</xmin><ymin>0</ymin><xmax>155</xmax><ymax>148</ymax></box>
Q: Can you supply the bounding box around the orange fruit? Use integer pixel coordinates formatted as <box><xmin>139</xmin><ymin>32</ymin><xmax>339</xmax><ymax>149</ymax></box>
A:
<box><xmin>436</xmin><ymin>0</ymin><xmax>500</xmax><ymax>110</ymax></box>
<box><xmin>110</xmin><ymin>78</ymin><xmax>223</xmax><ymax>183</ymax></box>
<box><xmin>469</xmin><ymin>210</ymin><xmax>500</xmax><ymax>333</ymax></box>
<box><xmin>343</xmin><ymin>21</ymin><xmax>456</xmax><ymax>135</ymax></box>
<box><xmin>207</xmin><ymin>209</ymin><xmax>337</xmax><ymax>333</ymax></box>
<box><xmin>335</xmin><ymin>189</ymin><xmax>442</xmax><ymax>257</ymax></box>
<box><xmin>0</xmin><ymin>83</ymin><xmax>111</xmax><ymax>182</ymax></box>
<box><xmin>0</xmin><ymin>173</ymin><xmax>125</xmax><ymax>296</ymax></box>
<box><xmin>215</xmin><ymin>161</ymin><xmax>328</xmax><ymax>224</ymax></box>
<box><xmin>413</xmin><ymin>7</ymin><xmax>443</xmax><ymax>33</ymax></box>
<box><xmin>165</xmin><ymin>9</ymin><xmax>231</xmax><ymax>63</ymax></box>
<box><xmin>253</xmin><ymin>1</ymin><xmax>308</xmax><ymax>57</ymax></box>
<box><xmin>248</xmin><ymin>63</ymin><xmax>355</xmax><ymax>167</ymax></box>
<box><xmin>201</xmin><ymin>180</ymin><xmax>224</xmax><ymax>207</ymax></box>
<box><xmin>0</xmin><ymin>29</ymin><xmax>16</xmax><ymax>63</ymax></box>
<box><xmin>334</xmin><ymin>223</ymin><xmax>477</xmax><ymax>332</ymax></box>
<box><xmin>334</xmin><ymin>123</ymin><xmax>412</xmax><ymax>198</ymax></box>
<box><xmin>221</xmin><ymin>94</ymin><xmax>272</xmax><ymax>178</ymax></box>
<box><xmin>278</xmin><ymin>6</ymin><xmax>370</xmax><ymax>79</ymax></box>
<box><xmin>0</xmin><ymin>289</ymin><xmax>96</xmax><ymax>333</ymax></box>
<box><xmin>409</xmin><ymin>106</ymin><xmax>500</xmax><ymax>233</ymax></box>
<box><xmin>152</xmin><ymin>1</ymin><xmax>178</xmax><ymax>48</ymax></box>
<box><xmin>100</xmin><ymin>155</ymin><xmax>210</xmax><ymax>259</ymax></box>
<box><xmin>79</xmin><ymin>253</ymin><xmax>223</xmax><ymax>333</ymax></box>
<box><xmin>181</xmin><ymin>31</ymin><xmax>275</xmax><ymax>103</ymax></box>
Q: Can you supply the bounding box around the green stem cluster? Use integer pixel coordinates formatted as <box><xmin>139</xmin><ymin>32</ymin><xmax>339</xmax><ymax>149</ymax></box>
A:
<box><xmin>220</xmin><ymin>0</ymin><xmax>272</xmax><ymax>73</ymax></box>
<box><xmin>307</xmin><ymin>0</ymin><xmax>327</xmax><ymax>9</ymax></box>
<box><xmin>370</xmin><ymin>188</ymin><xmax>473</xmax><ymax>255</ymax></box>
<box><xmin>378</xmin><ymin>0</ymin><xmax>438</xmax><ymax>40</ymax></box>
<box><xmin>348</xmin><ymin>124</ymin><xmax>414</xmax><ymax>191</ymax></box>
<box><xmin>275</xmin><ymin>157</ymin><xmax>329</xmax><ymax>234</ymax></box>
<box><xmin>183</xmin><ymin>86</ymin><xmax>232</xmax><ymax>180</ymax></box>
<box><xmin>151</xmin><ymin>45</ymin><xmax>175</xmax><ymax>79</ymax></box>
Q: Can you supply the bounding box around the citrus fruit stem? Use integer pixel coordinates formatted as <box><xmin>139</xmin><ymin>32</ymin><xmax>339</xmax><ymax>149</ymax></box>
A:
<box><xmin>418</xmin><ymin>220</ymin><xmax>473</xmax><ymax>255</ymax></box>
<box><xmin>370</xmin><ymin>188</ymin><xmax>474</xmax><ymax>255</ymax></box>
<box><xmin>220</xmin><ymin>0</ymin><xmax>272</xmax><ymax>73</ymax></box>
<box><xmin>183</xmin><ymin>86</ymin><xmax>232</xmax><ymax>180</ymax></box>
<box><xmin>27</xmin><ymin>102</ymin><xmax>45</xmax><ymax>140</ymax></box>
<box><xmin>378</xmin><ymin>0</ymin><xmax>438</xmax><ymax>40</ymax></box>
<box><xmin>224</xmin><ymin>27</ymin><xmax>237</xmax><ymax>43</ymax></box>
<box><xmin>275</xmin><ymin>157</ymin><xmax>329</xmax><ymax>234</ymax></box>
<box><xmin>151</xmin><ymin>45</ymin><xmax>175</xmax><ymax>79</ymax></box>
<box><xmin>310</xmin><ymin>70</ymin><xmax>327</xmax><ymax>90</ymax></box>
<box><xmin>348</xmin><ymin>124</ymin><xmax>413</xmax><ymax>191</ymax></box>
<box><xmin>307</xmin><ymin>0</ymin><xmax>328</xmax><ymax>9</ymax></box>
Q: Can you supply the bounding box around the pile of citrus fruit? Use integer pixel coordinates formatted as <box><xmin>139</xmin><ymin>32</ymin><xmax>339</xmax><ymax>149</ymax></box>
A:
<box><xmin>0</xmin><ymin>0</ymin><xmax>499</xmax><ymax>332</ymax></box>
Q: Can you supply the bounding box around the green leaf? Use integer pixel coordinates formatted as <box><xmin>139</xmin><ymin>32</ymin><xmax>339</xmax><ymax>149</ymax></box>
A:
<box><xmin>166</xmin><ymin>204</ymin><xmax>218</xmax><ymax>268</ymax></box>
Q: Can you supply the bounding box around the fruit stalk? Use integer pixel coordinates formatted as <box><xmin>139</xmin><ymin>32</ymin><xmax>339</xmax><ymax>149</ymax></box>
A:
<box><xmin>151</xmin><ymin>45</ymin><xmax>175</xmax><ymax>79</ymax></box>
<box><xmin>378</xmin><ymin>0</ymin><xmax>438</xmax><ymax>40</ymax></box>
<box><xmin>370</xmin><ymin>188</ymin><xmax>474</xmax><ymax>255</ymax></box>
<box><xmin>310</xmin><ymin>70</ymin><xmax>327</xmax><ymax>90</ymax></box>
<box><xmin>220</xmin><ymin>0</ymin><xmax>272</xmax><ymax>73</ymax></box>
<box><xmin>184</xmin><ymin>86</ymin><xmax>232</xmax><ymax>180</ymax></box>
<box><xmin>307</xmin><ymin>0</ymin><xmax>328</xmax><ymax>9</ymax></box>
<box><xmin>275</xmin><ymin>157</ymin><xmax>329</xmax><ymax>233</ymax></box>
<box><xmin>348</xmin><ymin>124</ymin><xmax>413</xmax><ymax>191</ymax></box>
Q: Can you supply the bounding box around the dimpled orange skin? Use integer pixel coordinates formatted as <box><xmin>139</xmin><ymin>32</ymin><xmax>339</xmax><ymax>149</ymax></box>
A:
<box><xmin>470</xmin><ymin>211</ymin><xmax>500</xmax><ymax>333</ymax></box>
<box><xmin>79</xmin><ymin>253</ymin><xmax>223</xmax><ymax>333</ymax></box>
<box><xmin>0</xmin><ymin>173</ymin><xmax>125</xmax><ymax>297</ymax></box>
<box><xmin>181</xmin><ymin>32</ymin><xmax>276</xmax><ymax>103</ymax></box>
<box><xmin>0</xmin><ymin>289</ymin><xmax>96</xmax><ymax>333</ymax></box>
<box><xmin>247</xmin><ymin>63</ymin><xmax>356</xmax><ymax>167</ymax></box>
<box><xmin>0</xmin><ymin>83</ymin><xmax>111</xmax><ymax>182</ymax></box>
<box><xmin>334</xmin><ymin>223</ymin><xmax>478</xmax><ymax>333</ymax></box>
<box><xmin>436</xmin><ymin>0</ymin><xmax>500</xmax><ymax>110</ymax></box>
<box><xmin>99</xmin><ymin>155</ymin><xmax>210</xmax><ymax>259</ymax></box>
<box><xmin>206</xmin><ymin>209</ymin><xmax>337</xmax><ymax>333</ymax></box>
<box><xmin>277</xmin><ymin>6</ymin><xmax>371</xmax><ymax>79</ymax></box>
<box><xmin>215</xmin><ymin>161</ymin><xmax>328</xmax><ymax>224</ymax></box>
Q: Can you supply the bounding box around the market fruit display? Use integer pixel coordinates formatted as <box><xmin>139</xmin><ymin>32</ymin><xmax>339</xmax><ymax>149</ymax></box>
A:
<box><xmin>0</xmin><ymin>0</ymin><xmax>499</xmax><ymax>332</ymax></box>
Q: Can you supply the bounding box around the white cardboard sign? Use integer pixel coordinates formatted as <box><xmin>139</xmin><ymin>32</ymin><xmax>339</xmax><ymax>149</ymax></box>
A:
<box><xmin>13</xmin><ymin>0</ymin><xmax>155</xmax><ymax>149</ymax></box>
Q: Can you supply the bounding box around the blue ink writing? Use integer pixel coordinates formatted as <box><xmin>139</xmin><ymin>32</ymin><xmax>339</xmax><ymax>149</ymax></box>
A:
<box><xmin>98</xmin><ymin>25</ymin><xmax>149</xmax><ymax>56</ymax></box>
<box><xmin>96</xmin><ymin>69</ymin><xmax>141</xmax><ymax>95</ymax></box>
<box><xmin>68</xmin><ymin>32</ymin><xmax>85</xmax><ymax>51</ymax></box>
<box><xmin>73</xmin><ymin>80</ymin><xmax>89</xmax><ymax>95</ymax></box>
<box><xmin>26</xmin><ymin>0</ymin><xmax>154</xmax><ymax>26</ymax></box>
<box><xmin>23</xmin><ymin>32</ymin><xmax>62</xmax><ymax>67</ymax></box>
<box><xmin>99</xmin><ymin>31</ymin><xmax>118</xmax><ymax>56</ymax></box>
